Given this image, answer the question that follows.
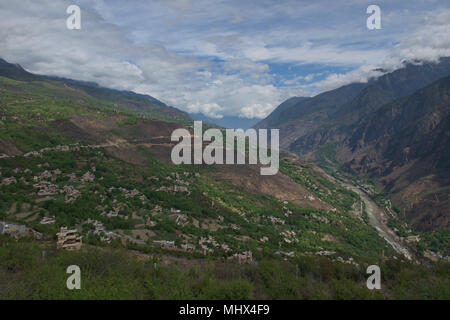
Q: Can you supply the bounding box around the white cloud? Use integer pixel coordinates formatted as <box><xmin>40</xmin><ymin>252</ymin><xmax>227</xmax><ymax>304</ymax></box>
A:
<box><xmin>300</xmin><ymin>9</ymin><xmax>450</xmax><ymax>93</ymax></box>
<box><xmin>387</xmin><ymin>10</ymin><xmax>450</xmax><ymax>65</ymax></box>
<box><xmin>0</xmin><ymin>0</ymin><xmax>449</xmax><ymax>120</ymax></box>
<box><xmin>240</xmin><ymin>103</ymin><xmax>275</xmax><ymax>119</ymax></box>
<box><xmin>222</xmin><ymin>59</ymin><xmax>269</xmax><ymax>75</ymax></box>
<box><xmin>306</xmin><ymin>65</ymin><xmax>385</xmax><ymax>92</ymax></box>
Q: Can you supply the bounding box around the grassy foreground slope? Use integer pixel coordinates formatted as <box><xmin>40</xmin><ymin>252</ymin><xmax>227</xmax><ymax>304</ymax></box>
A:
<box><xmin>1</xmin><ymin>236</ymin><xmax>449</xmax><ymax>300</ymax></box>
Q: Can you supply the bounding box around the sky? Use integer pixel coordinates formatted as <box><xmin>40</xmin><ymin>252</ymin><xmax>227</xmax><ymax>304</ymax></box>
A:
<box><xmin>1</xmin><ymin>0</ymin><xmax>450</xmax><ymax>119</ymax></box>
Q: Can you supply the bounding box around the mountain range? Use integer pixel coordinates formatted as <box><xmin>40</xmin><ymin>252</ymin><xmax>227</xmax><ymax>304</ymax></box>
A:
<box><xmin>255</xmin><ymin>58</ymin><xmax>450</xmax><ymax>231</ymax></box>
<box><xmin>0</xmin><ymin>56</ymin><xmax>449</xmax><ymax>299</ymax></box>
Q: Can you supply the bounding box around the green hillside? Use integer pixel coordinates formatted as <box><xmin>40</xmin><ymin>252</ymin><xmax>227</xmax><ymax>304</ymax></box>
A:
<box><xmin>0</xmin><ymin>61</ymin><xmax>448</xmax><ymax>300</ymax></box>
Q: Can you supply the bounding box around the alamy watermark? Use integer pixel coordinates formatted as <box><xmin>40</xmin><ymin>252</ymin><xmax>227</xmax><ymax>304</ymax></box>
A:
<box><xmin>66</xmin><ymin>265</ymin><xmax>81</xmax><ymax>290</ymax></box>
<box><xmin>366</xmin><ymin>265</ymin><xmax>381</xmax><ymax>290</ymax></box>
<box><xmin>66</xmin><ymin>5</ymin><xmax>81</xmax><ymax>30</ymax></box>
<box><xmin>171</xmin><ymin>121</ymin><xmax>279</xmax><ymax>175</ymax></box>
<box><xmin>367</xmin><ymin>5</ymin><xmax>381</xmax><ymax>30</ymax></box>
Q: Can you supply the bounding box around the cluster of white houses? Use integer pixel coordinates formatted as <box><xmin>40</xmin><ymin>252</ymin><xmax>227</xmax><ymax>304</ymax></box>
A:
<box><xmin>56</xmin><ymin>227</ymin><xmax>82</xmax><ymax>251</ymax></box>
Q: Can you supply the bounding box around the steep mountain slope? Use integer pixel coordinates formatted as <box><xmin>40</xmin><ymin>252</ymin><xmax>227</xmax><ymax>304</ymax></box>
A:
<box><xmin>255</xmin><ymin>58</ymin><xmax>450</xmax><ymax>157</ymax></box>
<box><xmin>0</xmin><ymin>58</ymin><xmax>41</xmax><ymax>81</ymax></box>
<box><xmin>255</xmin><ymin>83</ymin><xmax>366</xmax><ymax>150</ymax></box>
<box><xmin>0</xmin><ymin>58</ymin><xmax>189</xmax><ymax>124</ymax></box>
<box><xmin>255</xmin><ymin>57</ymin><xmax>450</xmax><ymax>232</ymax></box>
<box><xmin>288</xmin><ymin>58</ymin><xmax>450</xmax><ymax>156</ymax></box>
<box><xmin>341</xmin><ymin>76</ymin><xmax>450</xmax><ymax>231</ymax></box>
<box><xmin>46</xmin><ymin>76</ymin><xmax>168</xmax><ymax>107</ymax></box>
<box><xmin>255</xmin><ymin>96</ymin><xmax>309</xmax><ymax>128</ymax></box>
